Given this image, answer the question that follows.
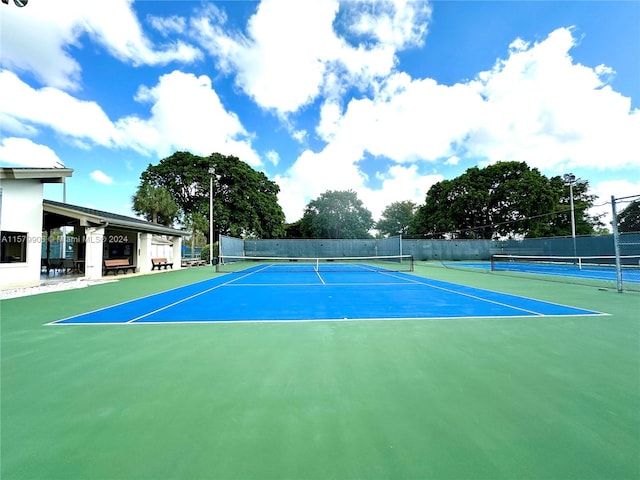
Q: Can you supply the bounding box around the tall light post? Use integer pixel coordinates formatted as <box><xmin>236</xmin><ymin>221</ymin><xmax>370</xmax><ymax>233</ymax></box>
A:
<box><xmin>563</xmin><ymin>173</ymin><xmax>577</xmax><ymax>257</ymax></box>
<box><xmin>208</xmin><ymin>167</ymin><xmax>215</xmax><ymax>266</ymax></box>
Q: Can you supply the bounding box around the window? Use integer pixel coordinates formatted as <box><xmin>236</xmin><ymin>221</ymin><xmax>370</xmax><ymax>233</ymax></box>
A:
<box><xmin>1</xmin><ymin>231</ymin><xmax>28</xmax><ymax>263</ymax></box>
<box><xmin>108</xmin><ymin>242</ymin><xmax>133</xmax><ymax>259</ymax></box>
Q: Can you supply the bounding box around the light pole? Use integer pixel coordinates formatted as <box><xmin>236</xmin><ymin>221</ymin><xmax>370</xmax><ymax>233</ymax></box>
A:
<box><xmin>564</xmin><ymin>173</ymin><xmax>577</xmax><ymax>258</ymax></box>
<box><xmin>208</xmin><ymin>167</ymin><xmax>215</xmax><ymax>266</ymax></box>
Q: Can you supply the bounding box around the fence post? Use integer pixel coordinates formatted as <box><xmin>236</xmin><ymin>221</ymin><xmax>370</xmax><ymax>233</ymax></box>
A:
<box><xmin>611</xmin><ymin>195</ymin><xmax>623</xmax><ymax>293</ymax></box>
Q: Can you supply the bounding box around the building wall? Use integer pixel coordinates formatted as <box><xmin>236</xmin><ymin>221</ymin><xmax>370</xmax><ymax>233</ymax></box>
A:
<box><xmin>0</xmin><ymin>179</ymin><xmax>44</xmax><ymax>288</ymax></box>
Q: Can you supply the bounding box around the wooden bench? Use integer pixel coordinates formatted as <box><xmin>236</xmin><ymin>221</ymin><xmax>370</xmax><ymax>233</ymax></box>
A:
<box><xmin>151</xmin><ymin>257</ymin><xmax>173</xmax><ymax>270</ymax></box>
<box><xmin>103</xmin><ymin>258</ymin><xmax>136</xmax><ymax>275</ymax></box>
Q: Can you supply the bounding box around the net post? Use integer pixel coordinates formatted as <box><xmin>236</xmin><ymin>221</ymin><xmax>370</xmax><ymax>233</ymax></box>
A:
<box><xmin>611</xmin><ymin>195</ymin><xmax>623</xmax><ymax>293</ymax></box>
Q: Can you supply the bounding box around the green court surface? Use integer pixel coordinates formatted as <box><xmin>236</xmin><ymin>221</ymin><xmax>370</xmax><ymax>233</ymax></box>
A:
<box><xmin>1</xmin><ymin>264</ymin><xmax>639</xmax><ymax>479</ymax></box>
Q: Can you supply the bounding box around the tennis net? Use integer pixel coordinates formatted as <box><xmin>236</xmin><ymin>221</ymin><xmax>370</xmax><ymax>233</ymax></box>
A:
<box><xmin>216</xmin><ymin>255</ymin><xmax>414</xmax><ymax>273</ymax></box>
<box><xmin>491</xmin><ymin>254</ymin><xmax>640</xmax><ymax>288</ymax></box>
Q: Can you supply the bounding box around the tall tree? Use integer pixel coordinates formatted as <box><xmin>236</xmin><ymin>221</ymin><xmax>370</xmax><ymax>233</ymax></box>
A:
<box><xmin>139</xmin><ymin>151</ymin><xmax>286</xmax><ymax>238</ymax></box>
<box><xmin>283</xmin><ymin>220</ymin><xmax>304</xmax><ymax>238</ymax></box>
<box><xmin>408</xmin><ymin>180</ymin><xmax>458</xmax><ymax>238</ymax></box>
<box><xmin>131</xmin><ymin>182</ymin><xmax>179</xmax><ymax>226</ymax></box>
<box><xmin>409</xmin><ymin>161</ymin><xmax>603</xmax><ymax>239</ymax></box>
<box><xmin>544</xmin><ymin>176</ymin><xmax>604</xmax><ymax>237</ymax></box>
<box><xmin>617</xmin><ymin>199</ymin><xmax>640</xmax><ymax>232</ymax></box>
<box><xmin>300</xmin><ymin>190</ymin><xmax>374</xmax><ymax>239</ymax></box>
<box><xmin>376</xmin><ymin>201</ymin><xmax>417</xmax><ymax>237</ymax></box>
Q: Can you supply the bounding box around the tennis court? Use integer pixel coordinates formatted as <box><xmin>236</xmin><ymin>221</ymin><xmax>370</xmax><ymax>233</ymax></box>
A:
<box><xmin>442</xmin><ymin>255</ymin><xmax>640</xmax><ymax>288</ymax></box>
<box><xmin>48</xmin><ymin>260</ymin><xmax>602</xmax><ymax>325</ymax></box>
<box><xmin>2</xmin><ymin>263</ymin><xmax>638</xmax><ymax>480</ymax></box>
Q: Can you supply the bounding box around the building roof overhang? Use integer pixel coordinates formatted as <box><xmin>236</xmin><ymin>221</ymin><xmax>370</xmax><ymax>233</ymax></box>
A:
<box><xmin>0</xmin><ymin>167</ymin><xmax>73</xmax><ymax>183</ymax></box>
<box><xmin>43</xmin><ymin>200</ymin><xmax>189</xmax><ymax>237</ymax></box>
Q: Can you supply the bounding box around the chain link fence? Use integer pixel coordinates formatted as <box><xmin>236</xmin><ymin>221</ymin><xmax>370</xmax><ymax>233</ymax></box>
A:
<box><xmin>611</xmin><ymin>194</ymin><xmax>640</xmax><ymax>292</ymax></box>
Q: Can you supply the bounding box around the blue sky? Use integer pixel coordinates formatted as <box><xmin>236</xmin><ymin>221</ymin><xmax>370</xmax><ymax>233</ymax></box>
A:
<box><xmin>1</xmin><ymin>0</ymin><xmax>639</xmax><ymax>228</ymax></box>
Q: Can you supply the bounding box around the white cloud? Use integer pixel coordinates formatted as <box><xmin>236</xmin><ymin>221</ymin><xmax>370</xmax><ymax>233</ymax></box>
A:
<box><xmin>265</xmin><ymin>150</ymin><xmax>280</xmax><ymax>166</ymax></box>
<box><xmin>313</xmin><ymin>26</ymin><xmax>640</xmax><ymax>172</ymax></box>
<box><xmin>344</xmin><ymin>0</ymin><xmax>431</xmax><ymax>49</ymax></box>
<box><xmin>0</xmin><ymin>69</ymin><xmax>262</xmax><ymax>166</ymax></box>
<box><xmin>194</xmin><ymin>0</ymin><xmax>341</xmax><ymax>114</ymax></box>
<box><xmin>118</xmin><ymin>70</ymin><xmax>261</xmax><ymax>165</ymax></box>
<box><xmin>276</xmin><ymin>26</ymin><xmax>640</xmax><ymax>223</ymax></box>
<box><xmin>0</xmin><ymin>0</ymin><xmax>201</xmax><ymax>91</ymax></box>
<box><xmin>321</xmin><ymin>73</ymin><xmax>483</xmax><ymax>162</ymax></box>
<box><xmin>314</xmin><ymin>26</ymin><xmax>640</xmax><ymax>173</ymax></box>
<box><xmin>0</xmin><ymin>137</ymin><xmax>63</xmax><ymax>168</ymax></box>
<box><xmin>147</xmin><ymin>15</ymin><xmax>188</xmax><ymax>36</ymax></box>
<box><xmin>360</xmin><ymin>165</ymin><xmax>441</xmax><ymax>221</ymax></box>
<box><xmin>193</xmin><ymin>0</ymin><xmax>431</xmax><ymax>115</ymax></box>
<box><xmin>291</xmin><ymin>130</ymin><xmax>308</xmax><ymax>144</ymax></box>
<box><xmin>90</xmin><ymin>170</ymin><xmax>113</xmax><ymax>184</ymax></box>
<box><xmin>275</xmin><ymin>138</ymin><xmax>441</xmax><ymax>222</ymax></box>
<box><xmin>275</xmin><ymin>141</ymin><xmax>367</xmax><ymax>222</ymax></box>
<box><xmin>468</xmin><ymin>27</ymin><xmax>640</xmax><ymax>171</ymax></box>
<box><xmin>0</xmin><ymin>70</ymin><xmax>117</xmax><ymax>146</ymax></box>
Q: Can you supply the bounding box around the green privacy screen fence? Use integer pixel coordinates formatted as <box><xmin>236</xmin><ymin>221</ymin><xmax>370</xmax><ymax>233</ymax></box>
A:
<box><xmin>220</xmin><ymin>232</ymin><xmax>638</xmax><ymax>263</ymax></box>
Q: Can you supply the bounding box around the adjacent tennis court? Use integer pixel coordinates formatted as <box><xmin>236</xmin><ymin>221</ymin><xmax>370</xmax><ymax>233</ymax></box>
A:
<box><xmin>439</xmin><ymin>255</ymin><xmax>640</xmax><ymax>284</ymax></box>
<box><xmin>48</xmin><ymin>260</ymin><xmax>602</xmax><ymax>325</ymax></box>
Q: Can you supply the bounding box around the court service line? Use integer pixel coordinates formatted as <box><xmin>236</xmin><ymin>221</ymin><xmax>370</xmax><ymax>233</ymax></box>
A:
<box><xmin>125</xmin><ymin>269</ymin><xmax>260</xmax><ymax>323</ymax></box>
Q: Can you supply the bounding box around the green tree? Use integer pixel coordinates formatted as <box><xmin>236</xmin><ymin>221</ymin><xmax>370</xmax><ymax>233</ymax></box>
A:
<box><xmin>300</xmin><ymin>190</ymin><xmax>374</xmax><ymax>239</ymax></box>
<box><xmin>618</xmin><ymin>199</ymin><xmax>640</xmax><ymax>232</ymax></box>
<box><xmin>283</xmin><ymin>220</ymin><xmax>304</xmax><ymax>238</ymax></box>
<box><xmin>408</xmin><ymin>180</ymin><xmax>458</xmax><ymax>238</ymax></box>
<box><xmin>182</xmin><ymin>211</ymin><xmax>208</xmax><ymax>255</ymax></box>
<box><xmin>540</xmin><ymin>176</ymin><xmax>604</xmax><ymax>237</ymax></box>
<box><xmin>140</xmin><ymin>151</ymin><xmax>286</xmax><ymax>239</ymax></box>
<box><xmin>132</xmin><ymin>182</ymin><xmax>179</xmax><ymax>226</ymax></box>
<box><xmin>376</xmin><ymin>201</ymin><xmax>417</xmax><ymax>237</ymax></box>
<box><xmin>409</xmin><ymin>161</ymin><xmax>601</xmax><ymax>239</ymax></box>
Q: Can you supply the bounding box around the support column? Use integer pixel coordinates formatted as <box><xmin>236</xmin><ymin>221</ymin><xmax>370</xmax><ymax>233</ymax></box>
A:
<box><xmin>172</xmin><ymin>236</ymin><xmax>182</xmax><ymax>270</ymax></box>
<box><xmin>138</xmin><ymin>233</ymin><xmax>153</xmax><ymax>274</ymax></box>
<box><xmin>84</xmin><ymin>227</ymin><xmax>105</xmax><ymax>280</ymax></box>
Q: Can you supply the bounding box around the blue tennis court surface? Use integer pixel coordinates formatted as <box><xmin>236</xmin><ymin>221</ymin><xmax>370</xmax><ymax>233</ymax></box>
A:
<box><xmin>48</xmin><ymin>263</ymin><xmax>604</xmax><ymax>325</ymax></box>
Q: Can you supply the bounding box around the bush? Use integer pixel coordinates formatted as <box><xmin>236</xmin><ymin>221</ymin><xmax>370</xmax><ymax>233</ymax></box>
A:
<box><xmin>200</xmin><ymin>243</ymin><xmax>219</xmax><ymax>264</ymax></box>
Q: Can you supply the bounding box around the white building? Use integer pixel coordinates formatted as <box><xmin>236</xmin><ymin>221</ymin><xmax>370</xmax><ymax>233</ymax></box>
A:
<box><xmin>1</xmin><ymin>168</ymin><xmax>73</xmax><ymax>288</ymax></box>
<box><xmin>1</xmin><ymin>167</ymin><xmax>189</xmax><ymax>290</ymax></box>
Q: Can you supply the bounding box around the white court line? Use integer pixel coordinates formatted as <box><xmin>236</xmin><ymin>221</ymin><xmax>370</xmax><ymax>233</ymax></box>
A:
<box><xmin>125</xmin><ymin>269</ymin><xmax>261</xmax><ymax>323</ymax></box>
<box><xmin>224</xmin><ymin>282</ymin><xmax>412</xmax><ymax>287</ymax></box>
<box><xmin>45</xmin><ymin>275</ymin><xmax>227</xmax><ymax>326</ymax></box>
<box><xmin>379</xmin><ymin>270</ymin><xmax>607</xmax><ymax>316</ymax></box>
<box><xmin>52</xmin><ymin>311</ymin><xmax>607</xmax><ymax>326</ymax></box>
<box><xmin>377</xmin><ymin>271</ymin><xmax>547</xmax><ymax>316</ymax></box>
